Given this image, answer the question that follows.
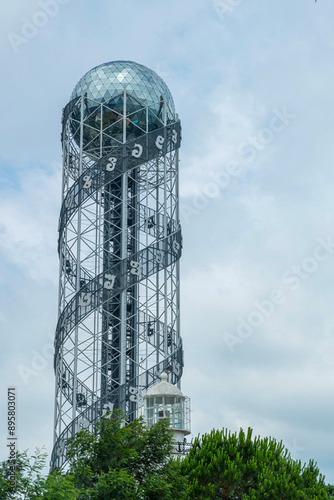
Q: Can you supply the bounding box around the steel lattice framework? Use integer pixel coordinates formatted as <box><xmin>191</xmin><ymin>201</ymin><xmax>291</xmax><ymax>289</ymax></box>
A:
<box><xmin>51</xmin><ymin>62</ymin><xmax>183</xmax><ymax>469</ymax></box>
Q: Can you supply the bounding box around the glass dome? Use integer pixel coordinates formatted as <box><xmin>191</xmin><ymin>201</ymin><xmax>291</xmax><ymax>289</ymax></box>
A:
<box><xmin>70</xmin><ymin>60</ymin><xmax>175</xmax><ymax>120</ymax></box>
<box><xmin>68</xmin><ymin>61</ymin><xmax>176</xmax><ymax>154</ymax></box>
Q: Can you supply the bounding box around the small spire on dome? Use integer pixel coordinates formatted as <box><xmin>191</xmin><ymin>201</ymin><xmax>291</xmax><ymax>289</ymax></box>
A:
<box><xmin>160</xmin><ymin>372</ymin><xmax>168</xmax><ymax>382</ymax></box>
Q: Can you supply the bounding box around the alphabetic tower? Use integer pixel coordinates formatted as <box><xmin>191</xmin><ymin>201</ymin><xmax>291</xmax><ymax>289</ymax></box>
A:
<box><xmin>51</xmin><ymin>61</ymin><xmax>187</xmax><ymax>469</ymax></box>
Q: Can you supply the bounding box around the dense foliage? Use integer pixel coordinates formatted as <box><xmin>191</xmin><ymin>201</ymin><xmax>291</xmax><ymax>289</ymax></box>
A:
<box><xmin>1</xmin><ymin>418</ymin><xmax>332</xmax><ymax>499</ymax></box>
<box><xmin>0</xmin><ymin>412</ymin><xmax>186</xmax><ymax>500</ymax></box>
<box><xmin>181</xmin><ymin>427</ymin><xmax>328</xmax><ymax>499</ymax></box>
<box><xmin>0</xmin><ymin>448</ymin><xmax>48</xmax><ymax>500</ymax></box>
<box><xmin>64</xmin><ymin>410</ymin><xmax>187</xmax><ymax>499</ymax></box>
<box><xmin>327</xmin><ymin>484</ymin><xmax>334</xmax><ymax>499</ymax></box>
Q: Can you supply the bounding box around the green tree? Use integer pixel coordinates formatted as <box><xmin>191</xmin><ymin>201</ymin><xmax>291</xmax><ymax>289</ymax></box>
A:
<box><xmin>64</xmin><ymin>410</ymin><xmax>187</xmax><ymax>500</ymax></box>
<box><xmin>0</xmin><ymin>448</ymin><xmax>47</xmax><ymax>500</ymax></box>
<box><xmin>0</xmin><ymin>448</ymin><xmax>79</xmax><ymax>500</ymax></box>
<box><xmin>2</xmin><ymin>420</ymin><xmax>330</xmax><ymax>500</ymax></box>
<box><xmin>180</xmin><ymin>427</ymin><xmax>328</xmax><ymax>500</ymax></box>
<box><xmin>0</xmin><ymin>414</ymin><xmax>186</xmax><ymax>499</ymax></box>
<box><xmin>326</xmin><ymin>484</ymin><xmax>334</xmax><ymax>499</ymax></box>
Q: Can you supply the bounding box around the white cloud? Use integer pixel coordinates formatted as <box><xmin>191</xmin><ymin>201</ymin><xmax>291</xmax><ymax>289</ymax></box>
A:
<box><xmin>0</xmin><ymin>163</ymin><xmax>60</xmax><ymax>284</ymax></box>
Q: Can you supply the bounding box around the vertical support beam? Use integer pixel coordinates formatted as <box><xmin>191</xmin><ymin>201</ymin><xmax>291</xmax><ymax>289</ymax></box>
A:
<box><xmin>93</xmin><ymin>103</ymin><xmax>104</xmax><ymax>400</ymax></box>
<box><xmin>72</xmin><ymin>93</ymin><xmax>84</xmax><ymax>422</ymax></box>
<box><xmin>54</xmin><ymin>122</ymin><xmax>68</xmax><ymax>444</ymax></box>
<box><xmin>163</xmin><ymin>95</ymin><xmax>168</xmax><ymax>360</ymax></box>
<box><xmin>175</xmin><ymin>142</ymin><xmax>181</xmax><ymax>389</ymax></box>
<box><xmin>120</xmin><ymin>87</ymin><xmax>128</xmax><ymax>398</ymax></box>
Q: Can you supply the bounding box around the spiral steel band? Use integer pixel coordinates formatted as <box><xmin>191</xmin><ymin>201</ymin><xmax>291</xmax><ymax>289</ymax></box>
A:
<box><xmin>52</xmin><ymin>91</ymin><xmax>183</xmax><ymax>469</ymax></box>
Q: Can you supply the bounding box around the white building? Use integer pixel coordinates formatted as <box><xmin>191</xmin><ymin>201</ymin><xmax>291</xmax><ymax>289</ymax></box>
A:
<box><xmin>143</xmin><ymin>372</ymin><xmax>191</xmax><ymax>455</ymax></box>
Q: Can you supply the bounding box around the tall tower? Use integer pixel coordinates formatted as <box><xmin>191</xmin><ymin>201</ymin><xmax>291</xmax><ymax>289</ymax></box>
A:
<box><xmin>51</xmin><ymin>61</ymin><xmax>184</xmax><ymax>469</ymax></box>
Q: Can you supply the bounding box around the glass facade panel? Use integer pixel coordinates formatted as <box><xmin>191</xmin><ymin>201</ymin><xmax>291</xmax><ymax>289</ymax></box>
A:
<box><xmin>146</xmin><ymin>397</ymin><xmax>154</xmax><ymax>407</ymax></box>
<box><xmin>143</xmin><ymin>395</ymin><xmax>190</xmax><ymax>434</ymax></box>
<box><xmin>165</xmin><ymin>396</ymin><xmax>176</xmax><ymax>405</ymax></box>
<box><xmin>147</xmin><ymin>408</ymin><xmax>154</xmax><ymax>419</ymax></box>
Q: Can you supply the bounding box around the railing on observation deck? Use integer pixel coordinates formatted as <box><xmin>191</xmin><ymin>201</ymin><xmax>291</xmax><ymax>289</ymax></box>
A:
<box><xmin>172</xmin><ymin>441</ymin><xmax>192</xmax><ymax>455</ymax></box>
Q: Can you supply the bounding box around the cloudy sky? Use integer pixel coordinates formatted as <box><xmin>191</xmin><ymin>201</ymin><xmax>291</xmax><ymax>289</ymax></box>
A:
<box><xmin>1</xmin><ymin>0</ymin><xmax>334</xmax><ymax>482</ymax></box>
